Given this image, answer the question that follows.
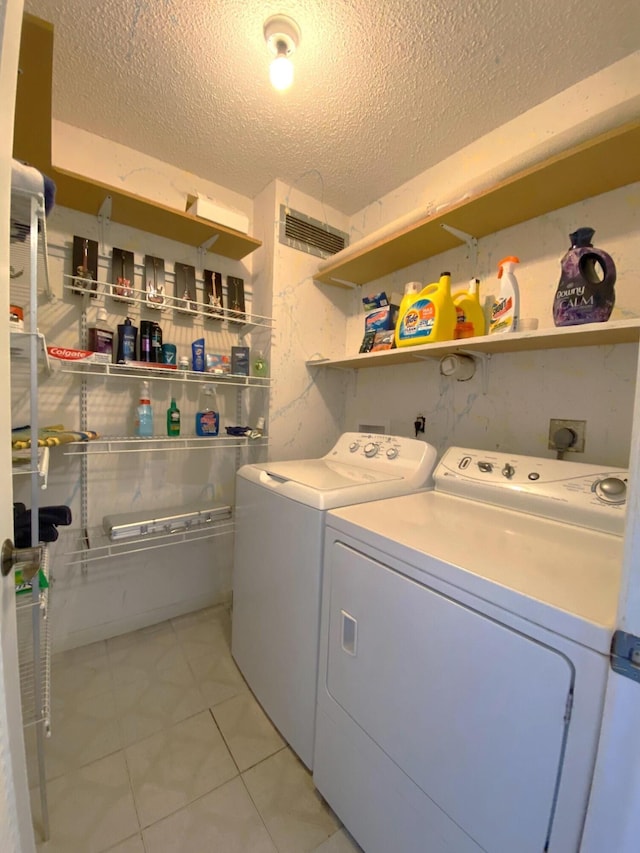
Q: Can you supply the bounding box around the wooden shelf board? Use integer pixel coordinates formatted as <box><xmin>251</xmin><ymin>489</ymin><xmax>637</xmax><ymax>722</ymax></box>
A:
<box><xmin>314</xmin><ymin>121</ymin><xmax>640</xmax><ymax>288</ymax></box>
<box><xmin>306</xmin><ymin>320</ymin><xmax>640</xmax><ymax>369</ymax></box>
<box><xmin>14</xmin><ymin>15</ymin><xmax>261</xmax><ymax>262</ymax></box>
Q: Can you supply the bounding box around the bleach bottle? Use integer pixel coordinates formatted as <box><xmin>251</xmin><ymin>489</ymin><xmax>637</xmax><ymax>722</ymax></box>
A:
<box><xmin>394</xmin><ymin>272</ymin><xmax>457</xmax><ymax>347</ymax></box>
<box><xmin>489</xmin><ymin>256</ymin><xmax>520</xmax><ymax>334</ymax></box>
<box><xmin>553</xmin><ymin>227</ymin><xmax>616</xmax><ymax>326</ymax></box>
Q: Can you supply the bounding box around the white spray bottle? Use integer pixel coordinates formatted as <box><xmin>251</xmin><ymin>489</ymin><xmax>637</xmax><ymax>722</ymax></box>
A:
<box><xmin>489</xmin><ymin>256</ymin><xmax>520</xmax><ymax>334</ymax></box>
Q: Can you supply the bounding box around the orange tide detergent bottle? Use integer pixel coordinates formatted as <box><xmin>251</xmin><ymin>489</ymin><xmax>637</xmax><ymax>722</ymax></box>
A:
<box><xmin>394</xmin><ymin>272</ymin><xmax>457</xmax><ymax>347</ymax></box>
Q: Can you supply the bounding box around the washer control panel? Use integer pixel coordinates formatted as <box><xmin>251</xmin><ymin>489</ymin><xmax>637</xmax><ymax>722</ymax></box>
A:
<box><xmin>326</xmin><ymin>432</ymin><xmax>438</xmax><ymax>489</ymax></box>
<box><xmin>436</xmin><ymin>447</ymin><xmax>629</xmax><ymax>535</ymax></box>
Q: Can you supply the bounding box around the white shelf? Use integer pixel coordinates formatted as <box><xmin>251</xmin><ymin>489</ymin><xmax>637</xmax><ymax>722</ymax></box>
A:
<box><xmin>12</xmin><ymin>446</ymin><xmax>50</xmax><ymax>488</ymax></box>
<box><xmin>10</xmin><ymin>330</ymin><xmax>50</xmax><ymax>370</ymax></box>
<box><xmin>62</xmin><ymin>278</ymin><xmax>274</xmax><ymax>334</ymax></box>
<box><xmin>16</xmin><ymin>545</ymin><xmax>51</xmax><ymax>732</ymax></box>
<box><xmin>306</xmin><ymin>319</ymin><xmax>640</xmax><ymax>370</ymax></box>
<box><xmin>62</xmin><ymin>434</ymin><xmax>268</xmax><ymax>455</ymax></box>
<box><xmin>55</xmin><ymin>359</ymin><xmax>270</xmax><ymax>388</ymax></box>
<box><xmin>61</xmin><ymin>519</ymin><xmax>235</xmax><ymax>565</ymax></box>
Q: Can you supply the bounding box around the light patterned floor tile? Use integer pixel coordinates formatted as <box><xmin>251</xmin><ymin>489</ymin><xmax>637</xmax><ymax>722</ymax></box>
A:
<box><xmin>312</xmin><ymin>828</ymin><xmax>364</xmax><ymax>852</ymax></box>
<box><xmin>51</xmin><ymin>643</ymin><xmax>113</xmax><ymax>703</ymax></box>
<box><xmin>114</xmin><ymin>659</ymin><xmax>206</xmax><ymax>746</ymax></box>
<box><xmin>33</xmin><ymin>752</ymin><xmax>139</xmax><ymax>853</ymax></box>
<box><xmin>211</xmin><ymin>691</ymin><xmax>285</xmax><ymax>772</ymax></box>
<box><xmin>103</xmin><ymin>835</ymin><xmax>146</xmax><ymax>853</ymax></box>
<box><xmin>173</xmin><ymin>615</ymin><xmax>230</xmax><ymax>664</ymax></box>
<box><xmin>187</xmin><ymin>646</ymin><xmax>248</xmax><ymax>707</ymax></box>
<box><xmin>243</xmin><ymin>748</ymin><xmax>340</xmax><ymax>853</ymax></box>
<box><xmin>108</xmin><ymin>623</ymin><xmax>186</xmax><ymax>680</ymax></box>
<box><xmin>142</xmin><ymin>776</ymin><xmax>277</xmax><ymax>853</ymax></box>
<box><xmin>44</xmin><ymin>688</ymin><xmax>122</xmax><ymax>779</ymax></box>
<box><xmin>125</xmin><ymin>710</ymin><xmax>238</xmax><ymax>828</ymax></box>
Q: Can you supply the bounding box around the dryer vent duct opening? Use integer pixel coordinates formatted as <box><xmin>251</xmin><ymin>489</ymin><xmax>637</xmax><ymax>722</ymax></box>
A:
<box><xmin>279</xmin><ymin>205</ymin><xmax>349</xmax><ymax>259</ymax></box>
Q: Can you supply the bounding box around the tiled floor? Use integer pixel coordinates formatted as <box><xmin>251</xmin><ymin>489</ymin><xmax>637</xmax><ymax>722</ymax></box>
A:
<box><xmin>27</xmin><ymin>604</ymin><xmax>362</xmax><ymax>853</ymax></box>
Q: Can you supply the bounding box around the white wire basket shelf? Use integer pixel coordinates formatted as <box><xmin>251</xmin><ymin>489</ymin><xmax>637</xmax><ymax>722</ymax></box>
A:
<box><xmin>62</xmin><ymin>434</ymin><xmax>268</xmax><ymax>455</ymax></box>
<box><xmin>62</xmin><ymin>276</ymin><xmax>274</xmax><ymax>333</ymax></box>
<box><xmin>12</xmin><ymin>446</ymin><xmax>50</xmax><ymax>488</ymax></box>
<box><xmin>16</xmin><ymin>545</ymin><xmax>51</xmax><ymax>733</ymax></box>
<box><xmin>55</xmin><ymin>359</ymin><xmax>270</xmax><ymax>388</ymax></box>
<box><xmin>61</xmin><ymin>516</ymin><xmax>235</xmax><ymax>565</ymax></box>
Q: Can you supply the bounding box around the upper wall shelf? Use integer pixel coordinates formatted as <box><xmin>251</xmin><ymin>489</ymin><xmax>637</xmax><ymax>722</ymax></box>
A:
<box><xmin>314</xmin><ymin>121</ymin><xmax>640</xmax><ymax>288</ymax></box>
<box><xmin>306</xmin><ymin>319</ymin><xmax>640</xmax><ymax>370</ymax></box>
<box><xmin>14</xmin><ymin>15</ymin><xmax>261</xmax><ymax>262</ymax></box>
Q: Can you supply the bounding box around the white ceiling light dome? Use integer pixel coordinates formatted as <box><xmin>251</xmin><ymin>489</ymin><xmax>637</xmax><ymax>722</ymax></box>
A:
<box><xmin>264</xmin><ymin>14</ymin><xmax>301</xmax><ymax>91</ymax></box>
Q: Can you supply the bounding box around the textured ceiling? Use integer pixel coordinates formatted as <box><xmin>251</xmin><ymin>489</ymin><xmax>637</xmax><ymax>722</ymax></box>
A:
<box><xmin>23</xmin><ymin>0</ymin><xmax>640</xmax><ymax>215</ymax></box>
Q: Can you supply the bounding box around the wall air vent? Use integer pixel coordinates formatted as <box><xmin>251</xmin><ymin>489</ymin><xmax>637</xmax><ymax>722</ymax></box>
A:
<box><xmin>279</xmin><ymin>205</ymin><xmax>348</xmax><ymax>259</ymax></box>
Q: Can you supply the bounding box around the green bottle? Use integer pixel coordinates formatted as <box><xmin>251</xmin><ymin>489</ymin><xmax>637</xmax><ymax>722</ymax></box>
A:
<box><xmin>167</xmin><ymin>397</ymin><xmax>180</xmax><ymax>436</ymax></box>
<box><xmin>252</xmin><ymin>351</ymin><xmax>268</xmax><ymax>377</ymax></box>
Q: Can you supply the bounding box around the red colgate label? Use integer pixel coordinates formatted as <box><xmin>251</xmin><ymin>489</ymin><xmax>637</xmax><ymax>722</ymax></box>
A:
<box><xmin>47</xmin><ymin>346</ymin><xmax>94</xmax><ymax>360</ymax></box>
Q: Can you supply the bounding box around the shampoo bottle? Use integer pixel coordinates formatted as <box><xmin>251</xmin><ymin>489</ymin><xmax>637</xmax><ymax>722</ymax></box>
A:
<box><xmin>489</xmin><ymin>256</ymin><xmax>520</xmax><ymax>334</ymax></box>
<box><xmin>116</xmin><ymin>317</ymin><xmax>138</xmax><ymax>364</ymax></box>
<box><xmin>454</xmin><ymin>278</ymin><xmax>485</xmax><ymax>338</ymax></box>
<box><xmin>195</xmin><ymin>385</ymin><xmax>219</xmax><ymax>436</ymax></box>
<box><xmin>166</xmin><ymin>397</ymin><xmax>180</xmax><ymax>437</ymax></box>
<box><xmin>135</xmin><ymin>380</ymin><xmax>153</xmax><ymax>437</ymax></box>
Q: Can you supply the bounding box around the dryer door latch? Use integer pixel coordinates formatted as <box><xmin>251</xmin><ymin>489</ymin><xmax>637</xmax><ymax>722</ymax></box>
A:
<box><xmin>610</xmin><ymin>630</ymin><xmax>640</xmax><ymax>684</ymax></box>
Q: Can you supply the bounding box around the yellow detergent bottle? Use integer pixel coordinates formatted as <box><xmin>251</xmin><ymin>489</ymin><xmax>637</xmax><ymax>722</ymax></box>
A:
<box><xmin>453</xmin><ymin>278</ymin><xmax>486</xmax><ymax>338</ymax></box>
<box><xmin>395</xmin><ymin>272</ymin><xmax>457</xmax><ymax>347</ymax></box>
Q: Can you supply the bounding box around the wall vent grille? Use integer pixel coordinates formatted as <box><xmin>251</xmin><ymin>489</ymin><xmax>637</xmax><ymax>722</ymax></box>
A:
<box><xmin>279</xmin><ymin>205</ymin><xmax>348</xmax><ymax>259</ymax></box>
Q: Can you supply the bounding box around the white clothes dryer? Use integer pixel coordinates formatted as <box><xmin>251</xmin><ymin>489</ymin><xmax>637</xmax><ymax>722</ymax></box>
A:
<box><xmin>314</xmin><ymin>447</ymin><xmax>627</xmax><ymax>853</ymax></box>
<box><xmin>231</xmin><ymin>432</ymin><xmax>438</xmax><ymax>769</ymax></box>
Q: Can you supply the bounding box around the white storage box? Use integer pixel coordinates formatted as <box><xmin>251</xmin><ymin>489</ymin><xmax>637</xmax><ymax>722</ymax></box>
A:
<box><xmin>186</xmin><ymin>194</ymin><xmax>249</xmax><ymax>235</ymax></box>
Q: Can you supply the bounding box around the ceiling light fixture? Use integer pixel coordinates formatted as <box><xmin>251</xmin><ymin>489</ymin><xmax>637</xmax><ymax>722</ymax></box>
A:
<box><xmin>263</xmin><ymin>14</ymin><xmax>301</xmax><ymax>91</ymax></box>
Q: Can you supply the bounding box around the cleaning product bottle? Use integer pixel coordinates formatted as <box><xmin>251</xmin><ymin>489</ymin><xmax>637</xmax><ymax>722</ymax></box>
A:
<box><xmin>135</xmin><ymin>380</ymin><xmax>153</xmax><ymax>437</ymax></box>
<box><xmin>489</xmin><ymin>256</ymin><xmax>520</xmax><ymax>334</ymax></box>
<box><xmin>116</xmin><ymin>317</ymin><xmax>138</xmax><ymax>364</ymax></box>
<box><xmin>552</xmin><ymin>227</ymin><xmax>616</xmax><ymax>327</ymax></box>
<box><xmin>394</xmin><ymin>274</ymin><xmax>456</xmax><ymax>347</ymax></box>
<box><xmin>453</xmin><ymin>278</ymin><xmax>485</xmax><ymax>338</ymax></box>
<box><xmin>195</xmin><ymin>385</ymin><xmax>219</xmax><ymax>436</ymax></box>
<box><xmin>166</xmin><ymin>397</ymin><xmax>180</xmax><ymax>437</ymax></box>
<box><xmin>88</xmin><ymin>307</ymin><xmax>114</xmax><ymax>359</ymax></box>
<box><xmin>394</xmin><ymin>282</ymin><xmax>422</xmax><ymax>348</ymax></box>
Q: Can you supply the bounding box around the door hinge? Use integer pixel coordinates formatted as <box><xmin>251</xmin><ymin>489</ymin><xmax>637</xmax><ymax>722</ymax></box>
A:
<box><xmin>610</xmin><ymin>630</ymin><xmax>640</xmax><ymax>684</ymax></box>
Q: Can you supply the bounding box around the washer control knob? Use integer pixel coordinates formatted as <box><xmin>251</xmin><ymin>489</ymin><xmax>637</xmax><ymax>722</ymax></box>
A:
<box><xmin>478</xmin><ymin>461</ymin><xmax>493</xmax><ymax>473</ymax></box>
<box><xmin>364</xmin><ymin>442</ymin><xmax>379</xmax><ymax>458</ymax></box>
<box><xmin>386</xmin><ymin>447</ymin><xmax>399</xmax><ymax>460</ymax></box>
<box><xmin>528</xmin><ymin>472</ymin><xmax>540</xmax><ymax>481</ymax></box>
<box><xmin>502</xmin><ymin>463</ymin><xmax>515</xmax><ymax>479</ymax></box>
<box><xmin>349</xmin><ymin>442</ymin><xmax>360</xmax><ymax>453</ymax></box>
<box><xmin>594</xmin><ymin>477</ymin><xmax>627</xmax><ymax>504</ymax></box>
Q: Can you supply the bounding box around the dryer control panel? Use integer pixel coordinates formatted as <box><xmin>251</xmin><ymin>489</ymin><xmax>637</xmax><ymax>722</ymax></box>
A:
<box><xmin>436</xmin><ymin>447</ymin><xmax>628</xmax><ymax>535</ymax></box>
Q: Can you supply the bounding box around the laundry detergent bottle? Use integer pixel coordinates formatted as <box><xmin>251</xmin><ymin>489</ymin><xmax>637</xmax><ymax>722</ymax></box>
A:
<box><xmin>395</xmin><ymin>272</ymin><xmax>456</xmax><ymax>347</ymax></box>
<box><xmin>553</xmin><ymin>227</ymin><xmax>616</xmax><ymax>327</ymax></box>
<box><xmin>454</xmin><ymin>278</ymin><xmax>485</xmax><ymax>338</ymax></box>
<box><xmin>489</xmin><ymin>256</ymin><xmax>520</xmax><ymax>334</ymax></box>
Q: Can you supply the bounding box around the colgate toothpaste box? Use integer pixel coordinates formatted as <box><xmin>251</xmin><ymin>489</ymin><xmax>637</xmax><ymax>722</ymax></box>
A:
<box><xmin>47</xmin><ymin>346</ymin><xmax>111</xmax><ymax>365</ymax></box>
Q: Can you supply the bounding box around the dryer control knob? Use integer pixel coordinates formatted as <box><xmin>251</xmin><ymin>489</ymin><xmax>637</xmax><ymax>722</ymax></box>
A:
<box><xmin>364</xmin><ymin>442</ymin><xmax>379</xmax><ymax>457</ymax></box>
<box><xmin>386</xmin><ymin>447</ymin><xmax>399</xmax><ymax>460</ymax></box>
<box><xmin>349</xmin><ymin>442</ymin><xmax>360</xmax><ymax>453</ymax></box>
<box><xmin>502</xmin><ymin>463</ymin><xmax>515</xmax><ymax>479</ymax></box>
<box><xmin>478</xmin><ymin>461</ymin><xmax>493</xmax><ymax>473</ymax></box>
<box><xmin>594</xmin><ymin>477</ymin><xmax>627</xmax><ymax>504</ymax></box>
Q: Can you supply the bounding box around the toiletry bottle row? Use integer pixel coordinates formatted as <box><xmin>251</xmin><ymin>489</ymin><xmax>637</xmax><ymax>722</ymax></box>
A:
<box><xmin>133</xmin><ymin>385</ymin><xmax>219</xmax><ymax>438</ymax></box>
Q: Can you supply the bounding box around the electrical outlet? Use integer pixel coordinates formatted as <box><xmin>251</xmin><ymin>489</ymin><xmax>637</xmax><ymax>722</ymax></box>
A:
<box><xmin>548</xmin><ymin>419</ymin><xmax>586</xmax><ymax>453</ymax></box>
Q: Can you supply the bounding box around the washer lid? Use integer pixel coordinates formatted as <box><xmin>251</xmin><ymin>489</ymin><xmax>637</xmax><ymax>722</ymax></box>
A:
<box><xmin>260</xmin><ymin>459</ymin><xmax>403</xmax><ymax>490</ymax></box>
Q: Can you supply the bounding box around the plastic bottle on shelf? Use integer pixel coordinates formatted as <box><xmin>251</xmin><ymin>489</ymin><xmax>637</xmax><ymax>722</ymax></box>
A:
<box><xmin>88</xmin><ymin>307</ymin><xmax>114</xmax><ymax>359</ymax></box>
<box><xmin>166</xmin><ymin>397</ymin><xmax>180</xmax><ymax>437</ymax></box>
<box><xmin>135</xmin><ymin>381</ymin><xmax>153</xmax><ymax>437</ymax></box>
<box><xmin>489</xmin><ymin>256</ymin><xmax>520</xmax><ymax>334</ymax></box>
<box><xmin>252</xmin><ymin>351</ymin><xmax>269</xmax><ymax>377</ymax></box>
<box><xmin>453</xmin><ymin>278</ymin><xmax>485</xmax><ymax>338</ymax></box>
<box><xmin>195</xmin><ymin>385</ymin><xmax>219</xmax><ymax>436</ymax></box>
<box><xmin>116</xmin><ymin>317</ymin><xmax>137</xmax><ymax>364</ymax></box>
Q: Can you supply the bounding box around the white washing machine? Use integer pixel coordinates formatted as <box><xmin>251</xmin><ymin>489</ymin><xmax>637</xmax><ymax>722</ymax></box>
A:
<box><xmin>231</xmin><ymin>432</ymin><xmax>438</xmax><ymax>769</ymax></box>
<box><xmin>314</xmin><ymin>447</ymin><xmax>627</xmax><ymax>853</ymax></box>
